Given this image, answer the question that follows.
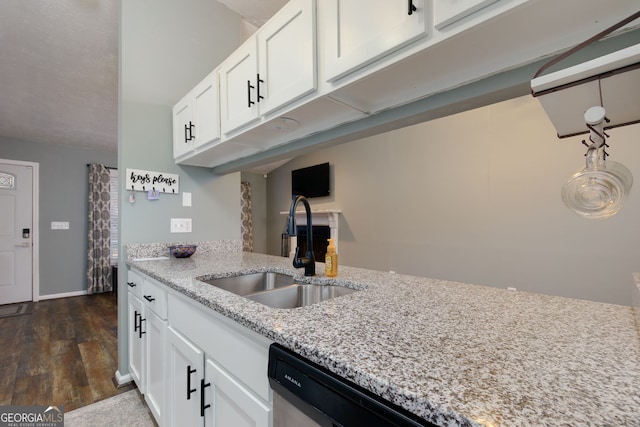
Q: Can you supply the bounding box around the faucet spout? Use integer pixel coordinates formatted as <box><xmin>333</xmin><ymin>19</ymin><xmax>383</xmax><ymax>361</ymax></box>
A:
<box><xmin>287</xmin><ymin>195</ymin><xmax>315</xmax><ymax>276</ymax></box>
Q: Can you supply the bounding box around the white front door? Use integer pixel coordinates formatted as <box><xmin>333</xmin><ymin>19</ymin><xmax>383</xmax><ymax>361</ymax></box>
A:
<box><xmin>0</xmin><ymin>162</ymin><xmax>34</xmax><ymax>304</ymax></box>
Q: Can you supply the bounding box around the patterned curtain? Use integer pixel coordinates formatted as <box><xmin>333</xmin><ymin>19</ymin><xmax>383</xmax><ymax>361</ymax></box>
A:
<box><xmin>241</xmin><ymin>181</ymin><xmax>253</xmax><ymax>252</ymax></box>
<box><xmin>87</xmin><ymin>163</ymin><xmax>112</xmax><ymax>294</ymax></box>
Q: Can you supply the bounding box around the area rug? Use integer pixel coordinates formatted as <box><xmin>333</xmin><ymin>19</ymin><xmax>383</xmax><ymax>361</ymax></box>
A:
<box><xmin>65</xmin><ymin>389</ymin><xmax>156</xmax><ymax>427</ymax></box>
<box><xmin>0</xmin><ymin>302</ymin><xmax>33</xmax><ymax>318</ymax></box>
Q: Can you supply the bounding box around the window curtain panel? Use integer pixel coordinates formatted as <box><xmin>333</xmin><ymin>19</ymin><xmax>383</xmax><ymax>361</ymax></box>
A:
<box><xmin>87</xmin><ymin>163</ymin><xmax>112</xmax><ymax>294</ymax></box>
<box><xmin>241</xmin><ymin>181</ymin><xmax>253</xmax><ymax>252</ymax></box>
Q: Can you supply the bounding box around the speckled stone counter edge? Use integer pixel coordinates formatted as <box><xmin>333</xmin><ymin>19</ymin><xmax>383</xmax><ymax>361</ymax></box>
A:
<box><xmin>125</xmin><ymin>240</ymin><xmax>242</xmax><ymax>260</ymax></box>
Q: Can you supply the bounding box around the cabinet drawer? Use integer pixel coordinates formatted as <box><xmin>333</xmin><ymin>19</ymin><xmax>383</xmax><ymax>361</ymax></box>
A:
<box><xmin>127</xmin><ymin>269</ymin><xmax>144</xmax><ymax>299</ymax></box>
<box><xmin>142</xmin><ymin>277</ymin><xmax>167</xmax><ymax>319</ymax></box>
<box><xmin>168</xmin><ymin>293</ymin><xmax>273</xmax><ymax>402</ymax></box>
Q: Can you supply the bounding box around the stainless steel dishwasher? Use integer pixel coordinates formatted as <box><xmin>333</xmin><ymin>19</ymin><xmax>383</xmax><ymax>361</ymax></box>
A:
<box><xmin>268</xmin><ymin>344</ymin><xmax>436</xmax><ymax>427</ymax></box>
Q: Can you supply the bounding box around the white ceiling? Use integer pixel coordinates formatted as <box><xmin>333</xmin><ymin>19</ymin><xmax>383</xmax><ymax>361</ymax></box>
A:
<box><xmin>0</xmin><ymin>0</ymin><xmax>119</xmax><ymax>152</ymax></box>
<box><xmin>0</xmin><ymin>0</ymin><xmax>284</xmax><ymax>157</ymax></box>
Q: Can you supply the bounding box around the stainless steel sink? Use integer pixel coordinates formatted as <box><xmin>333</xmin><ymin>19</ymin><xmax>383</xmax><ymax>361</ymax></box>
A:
<box><xmin>201</xmin><ymin>272</ymin><xmax>358</xmax><ymax>308</ymax></box>
<box><xmin>246</xmin><ymin>283</ymin><xmax>357</xmax><ymax>309</ymax></box>
<box><xmin>201</xmin><ymin>272</ymin><xmax>296</xmax><ymax>296</ymax></box>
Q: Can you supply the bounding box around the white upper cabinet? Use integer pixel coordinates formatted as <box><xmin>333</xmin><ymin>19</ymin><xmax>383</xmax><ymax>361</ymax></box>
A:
<box><xmin>172</xmin><ymin>97</ymin><xmax>193</xmax><ymax>159</ymax></box>
<box><xmin>257</xmin><ymin>0</ymin><xmax>316</xmax><ymax>116</ymax></box>
<box><xmin>219</xmin><ymin>39</ymin><xmax>260</xmax><ymax>135</ymax></box>
<box><xmin>220</xmin><ymin>0</ymin><xmax>316</xmax><ymax>135</ymax></box>
<box><xmin>322</xmin><ymin>0</ymin><xmax>428</xmax><ymax>82</ymax></box>
<box><xmin>191</xmin><ymin>73</ymin><xmax>221</xmax><ymax>149</ymax></box>
<box><xmin>173</xmin><ymin>70</ymin><xmax>221</xmax><ymax>160</ymax></box>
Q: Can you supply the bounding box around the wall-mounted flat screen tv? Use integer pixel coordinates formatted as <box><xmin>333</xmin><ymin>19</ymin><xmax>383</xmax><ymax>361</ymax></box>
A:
<box><xmin>291</xmin><ymin>162</ymin><xmax>330</xmax><ymax>198</ymax></box>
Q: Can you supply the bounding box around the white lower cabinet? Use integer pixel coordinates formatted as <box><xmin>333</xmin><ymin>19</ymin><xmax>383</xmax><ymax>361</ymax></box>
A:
<box><xmin>127</xmin><ymin>269</ymin><xmax>167</xmax><ymax>426</ymax></box>
<box><xmin>145</xmin><ymin>309</ymin><xmax>166</xmax><ymax>423</ymax></box>
<box><xmin>166</xmin><ymin>326</ymin><xmax>271</xmax><ymax>427</ymax></box>
<box><xmin>127</xmin><ymin>291</ymin><xmax>145</xmax><ymax>392</ymax></box>
<box><xmin>128</xmin><ymin>268</ymin><xmax>273</xmax><ymax>427</ymax></box>
<box><xmin>204</xmin><ymin>357</ymin><xmax>271</xmax><ymax>427</ymax></box>
<box><xmin>166</xmin><ymin>325</ymin><xmax>205</xmax><ymax>427</ymax></box>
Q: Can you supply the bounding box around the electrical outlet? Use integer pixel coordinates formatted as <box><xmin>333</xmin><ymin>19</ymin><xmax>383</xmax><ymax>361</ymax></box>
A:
<box><xmin>170</xmin><ymin>218</ymin><xmax>192</xmax><ymax>233</ymax></box>
<box><xmin>51</xmin><ymin>221</ymin><xmax>69</xmax><ymax>230</ymax></box>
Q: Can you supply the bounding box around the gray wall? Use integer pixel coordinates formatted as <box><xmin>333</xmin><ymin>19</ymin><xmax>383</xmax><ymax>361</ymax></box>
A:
<box><xmin>118</xmin><ymin>0</ymin><xmax>242</xmax><ymax>378</ymax></box>
<box><xmin>119</xmin><ymin>101</ymin><xmax>240</xmax><ymax>246</ymax></box>
<box><xmin>266</xmin><ymin>95</ymin><xmax>640</xmax><ymax>306</ymax></box>
<box><xmin>241</xmin><ymin>172</ymin><xmax>268</xmax><ymax>253</ymax></box>
<box><xmin>0</xmin><ymin>137</ymin><xmax>116</xmax><ymax>296</ymax></box>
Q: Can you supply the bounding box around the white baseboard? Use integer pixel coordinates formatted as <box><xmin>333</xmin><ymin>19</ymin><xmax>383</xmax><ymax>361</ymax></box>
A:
<box><xmin>39</xmin><ymin>290</ymin><xmax>88</xmax><ymax>300</ymax></box>
<box><xmin>115</xmin><ymin>370</ymin><xmax>133</xmax><ymax>387</ymax></box>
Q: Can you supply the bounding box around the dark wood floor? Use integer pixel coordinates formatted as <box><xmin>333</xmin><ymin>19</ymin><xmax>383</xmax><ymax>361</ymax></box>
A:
<box><xmin>0</xmin><ymin>292</ymin><xmax>134</xmax><ymax>411</ymax></box>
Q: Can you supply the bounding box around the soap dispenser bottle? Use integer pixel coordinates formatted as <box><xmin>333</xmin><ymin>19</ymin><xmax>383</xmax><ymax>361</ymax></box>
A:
<box><xmin>325</xmin><ymin>238</ymin><xmax>338</xmax><ymax>277</ymax></box>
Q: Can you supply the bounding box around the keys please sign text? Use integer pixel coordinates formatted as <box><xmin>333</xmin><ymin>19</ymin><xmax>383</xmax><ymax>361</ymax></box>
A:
<box><xmin>126</xmin><ymin>168</ymin><xmax>180</xmax><ymax>194</ymax></box>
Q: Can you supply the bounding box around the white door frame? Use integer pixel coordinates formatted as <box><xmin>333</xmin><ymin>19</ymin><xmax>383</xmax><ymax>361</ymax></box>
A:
<box><xmin>0</xmin><ymin>158</ymin><xmax>40</xmax><ymax>302</ymax></box>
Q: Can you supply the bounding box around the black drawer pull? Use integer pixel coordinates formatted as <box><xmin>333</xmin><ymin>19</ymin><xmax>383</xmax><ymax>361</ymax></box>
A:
<box><xmin>189</xmin><ymin>121</ymin><xmax>195</xmax><ymax>140</ymax></box>
<box><xmin>200</xmin><ymin>379</ymin><xmax>211</xmax><ymax>417</ymax></box>
<box><xmin>187</xmin><ymin>366</ymin><xmax>197</xmax><ymax>400</ymax></box>
<box><xmin>144</xmin><ymin>295</ymin><xmax>155</xmax><ymax>302</ymax></box>
<box><xmin>127</xmin><ymin>281</ymin><xmax>136</xmax><ymax>288</ymax></box>
<box><xmin>408</xmin><ymin>0</ymin><xmax>417</xmax><ymax>15</ymax></box>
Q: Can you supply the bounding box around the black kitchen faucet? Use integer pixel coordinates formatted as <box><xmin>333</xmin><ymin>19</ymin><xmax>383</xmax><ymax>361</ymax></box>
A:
<box><xmin>287</xmin><ymin>195</ymin><xmax>315</xmax><ymax>276</ymax></box>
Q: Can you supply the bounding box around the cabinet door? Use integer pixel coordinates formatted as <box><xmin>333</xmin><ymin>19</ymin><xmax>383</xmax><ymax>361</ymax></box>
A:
<box><xmin>128</xmin><ymin>293</ymin><xmax>145</xmax><ymax>393</ymax></box>
<box><xmin>192</xmin><ymin>71</ymin><xmax>221</xmax><ymax>149</ymax></box>
<box><xmin>203</xmin><ymin>358</ymin><xmax>271</xmax><ymax>427</ymax></box>
<box><xmin>145</xmin><ymin>310</ymin><xmax>165</xmax><ymax>425</ymax></box>
<box><xmin>166</xmin><ymin>326</ymin><xmax>205</xmax><ymax>427</ymax></box>
<box><xmin>173</xmin><ymin>97</ymin><xmax>193</xmax><ymax>158</ymax></box>
<box><xmin>257</xmin><ymin>0</ymin><xmax>317</xmax><ymax>116</ymax></box>
<box><xmin>219</xmin><ymin>40</ymin><xmax>259</xmax><ymax>135</ymax></box>
<box><xmin>323</xmin><ymin>0</ymin><xmax>428</xmax><ymax>82</ymax></box>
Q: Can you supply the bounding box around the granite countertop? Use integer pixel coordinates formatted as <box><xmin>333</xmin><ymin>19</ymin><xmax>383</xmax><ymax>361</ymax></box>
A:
<box><xmin>127</xmin><ymin>244</ymin><xmax>640</xmax><ymax>427</ymax></box>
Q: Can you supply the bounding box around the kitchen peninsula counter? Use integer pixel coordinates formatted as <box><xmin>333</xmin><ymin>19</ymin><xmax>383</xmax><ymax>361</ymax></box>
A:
<box><xmin>127</xmin><ymin>245</ymin><xmax>640</xmax><ymax>427</ymax></box>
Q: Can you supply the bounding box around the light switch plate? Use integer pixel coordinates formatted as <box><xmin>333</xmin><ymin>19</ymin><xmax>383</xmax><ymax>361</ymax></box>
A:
<box><xmin>51</xmin><ymin>221</ymin><xmax>69</xmax><ymax>230</ymax></box>
<box><xmin>170</xmin><ymin>218</ymin><xmax>192</xmax><ymax>233</ymax></box>
<box><xmin>183</xmin><ymin>192</ymin><xmax>192</xmax><ymax>207</ymax></box>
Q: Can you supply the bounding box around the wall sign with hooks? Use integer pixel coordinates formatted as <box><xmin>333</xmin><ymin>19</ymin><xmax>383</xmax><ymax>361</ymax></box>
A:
<box><xmin>126</xmin><ymin>168</ymin><xmax>180</xmax><ymax>194</ymax></box>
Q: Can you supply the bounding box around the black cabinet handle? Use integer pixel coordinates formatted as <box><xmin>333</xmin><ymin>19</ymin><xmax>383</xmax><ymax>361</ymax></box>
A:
<box><xmin>127</xmin><ymin>281</ymin><xmax>136</xmax><ymax>288</ymax></box>
<box><xmin>134</xmin><ymin>310</ymin><xmax>140</xmax><ymax>332</ymax></box>
<box><xmin>187</xmin><ymin>366</ymin><xmax>197</xmax><ymax>400</ymax></box>
<box><xmin>408</xmin><ymin>0</ymin><xmax>417</xmax><ymax>15</ymax></box>
<box><xmin>184</xmin><ymin>121</ymin><xmax>195</xmax><ymax>142</ymax></box>
<box><xmin>200</xmin><ymin>379</ymin><xmax>211</xmax><ymax>417</ymax></box>
<box><xmin>138</xmin><ymin>317</ymin><xmax>146</xmax><ymax>338</ymax></box>
<box><xmin>144</xmin><ymin>295</ymin><xmax>156</xmax><ymax>302</ymax></box>
<box><xmin>247</xmin><ymin>80</ymin><xmax>255</xmax><ymax>107</ymax></box>
<box><xmin>257</xmin><ymin>74</ymin><xmax>264</xmax><ymax>102</ymax></box>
